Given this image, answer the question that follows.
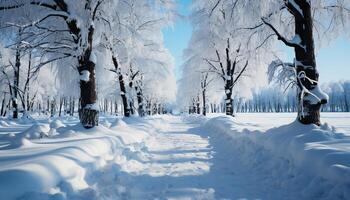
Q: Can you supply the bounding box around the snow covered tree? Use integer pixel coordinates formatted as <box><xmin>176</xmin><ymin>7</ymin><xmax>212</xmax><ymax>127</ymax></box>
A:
<box><xmin>241</xmin><ymin>0</ymin><xmax>350</xmax><ymax>125</ymax></box>
<box><xmin>204</xmin><ymin>40</ymin><xmax>249</xmax><ymax>116</ymax></box>
<box><xmin>180</xmin><ymin>0</ymin><xmax>260</xmax><ymax>116</ymax></box>
<box><xmin>0</xmin><ymin>0</ymin><xmax>121</xmax><ymax>127</ymax></box>
<box><xmin>102</xmin><ymin>0</ymin><xmax>176</xmax><ymax>117</ymax></box>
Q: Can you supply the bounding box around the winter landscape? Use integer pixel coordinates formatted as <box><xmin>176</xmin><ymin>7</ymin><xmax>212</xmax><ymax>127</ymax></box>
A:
<box><xmin>0</xmin><ymin>0</ymin><xmax>350</xmax><ymax>200</ymax></box>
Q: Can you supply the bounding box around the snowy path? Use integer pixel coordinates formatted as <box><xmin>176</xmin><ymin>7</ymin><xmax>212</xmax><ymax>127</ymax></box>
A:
<box><xmin>92</xmin><ymin>116</ymin><xmax>296</xmax><ymax>200</ymax></box>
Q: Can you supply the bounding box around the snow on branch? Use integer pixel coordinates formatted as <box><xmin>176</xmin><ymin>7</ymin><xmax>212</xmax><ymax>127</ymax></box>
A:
<box><xmin>268</xmin><ymin>59</ymin><xmax>296</xmax><ymax>86</ymax></box>
<box><xmin>261</xmin><ymin>17</ymin><xmax>305</xmax><ymax>50</ymax></box>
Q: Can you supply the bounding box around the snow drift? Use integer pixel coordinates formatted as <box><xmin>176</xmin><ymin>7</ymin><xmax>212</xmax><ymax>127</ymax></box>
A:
<box><xmin>204</xmin><ymin>116</ymin><xmax>350</xmax><ymax>199</ymax></box>
<box><xmin>0</xmin><ymin>117</ymin><xmax>150</xmax><ymax>200</ymax></box>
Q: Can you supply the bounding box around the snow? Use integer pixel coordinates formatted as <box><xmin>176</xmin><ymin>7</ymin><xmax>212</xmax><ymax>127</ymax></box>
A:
<box><xmin>80</xmin><ymin>70</ymin><xmax>90</xmax><ymax>82</ymax></box>
<box><xmin>84</xmin><ymin>103</ymin><xmax>99</xmax><ymax>111</ymax></box>
<box><xmin>0</xmin><ymin>116</ymin><xmax>142</xmax><ymax>199</ymax></box>
<box><xmin>304</xmin><ymin>84</ymin><xmax>329</xmax><ymax>104</ymax></box>
<box><xmin>0</xmin><ymin>113</ymin><xmax>349</xmax><ymax>199</ymax></box>
<box><xmin>288</xmin><ymin>34</ymin><xmax>306</xmax><ymax>50</ymax></box>
<box><xmin>90</xmin><ymin>52</ymin><xmax>97</xmax><ymax>64</ymax></box>
<box><xmin>203</xmin><ymin>113</ymin><xmax>350</xmax><ymax>199</ymax></box>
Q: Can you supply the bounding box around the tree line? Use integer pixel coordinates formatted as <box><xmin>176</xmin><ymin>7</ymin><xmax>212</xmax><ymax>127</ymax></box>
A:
<box><xmin>186</xmin><ymin>81</ymin><xmax>350</xmax><ymax>115</ymax></box>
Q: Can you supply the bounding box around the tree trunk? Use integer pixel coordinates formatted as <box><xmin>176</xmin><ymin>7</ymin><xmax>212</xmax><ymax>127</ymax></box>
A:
<box><xmin>78</xmin><ymin>58</ymin><xmax>99</xmax><ymax>127</ymax></box>
<box><xmin>153</xmin><ymin>103</ymin><xmax>157</xmax><ymax>115</ymax></box>
<box><xmin>24</xmin><ymin>51</ymin><xmax>32</xmax><ymax>112</ymax></box>
<box><xmin>202</xmin><ymin>89</ymin><xmax>207</xmax><ymax>116</ymax></box>
<box><xmin>59</xmin><ymin>97</ymin><xmax>63</xmax><ymax>117</ymax></box>
<box><xmin>114</xmin><ymin>100</ymin><xmax>118</xmax><ymax>115</ymax></box>
<box><xmin>3</xmin><ymin>99</ymin><xmax>11</xmax><ymax>117</ymax></box>
<box><xmin>112</xmin><ymin>56</ymin><xmax>130</xmax><ymax>117</ymax></box>
<box><xmin>71</xmin><ymin>99</ymin><xmax>75</xmax><ymax>116</ymax></box>
<box><xmin>129</xmin><ymin>101</ymin><xmax>134</xmax><ymax>115</ymax></box>
<box><xmin>135</xmin><ymin>86</ymin><xmax>144</xmax><ymax>117</ymax></box>
<box><xmin>78</xmin><ymin>26</ymin><xmax>99</xmax><ymax>128</ymax></box>
<box><xmin>225</xmin><ymin>89</ymin><xmax>234</xmax><ymax>116</ymax></box>
<box><xmin>146</xmin><ymin>100</ymin><xmax>151</xmax><ymax>115</ymax></box>
<box><xmin>50</xmin><ymin>99</ymin><xmax>55</xmax><ymax>117</ymax></box>
<box><xmin>344</xmin><ymin>92</ymin><xmax>349</xmax><ymax>112</ymax></box>
<box><xmin>128</xmin><ymin>81</ymin><xmax>135</xmax><ymax>115</ymax></box>
<box><xmin>0</xmin><ymin>94</ymin><xmax>5</xmax><ymax>116</ymax></box>
<box><xmin>12</xmin><ymin>46</ymin><xmax>20</xmax><ymax>119</ymax></box>
<box><xmin>293</xmin><ymin>2</ymin><xmax>327</xmax><ymax>125</ymax></box>
<box><xmin>69</xmin><ymin>97</ymin><xmax>73</xmax><ymax>115</ymax></box>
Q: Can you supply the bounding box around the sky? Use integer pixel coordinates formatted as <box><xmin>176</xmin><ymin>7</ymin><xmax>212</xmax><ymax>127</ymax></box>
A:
<box><xmin>162</xmin><ymin>0</ymin><xmax>192</xmax><ymax>80</ymax></box>
<box><xmin>162</xmin><ymin>0</ymin><xmax>350</xmax><ymax>83</ymax></box>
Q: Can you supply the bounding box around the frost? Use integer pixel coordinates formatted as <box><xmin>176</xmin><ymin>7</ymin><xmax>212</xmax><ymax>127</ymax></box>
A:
<box><xmin>80</xmin><ymin>70</ymin><xmax>90</xmax><ymax>82</ymax></box>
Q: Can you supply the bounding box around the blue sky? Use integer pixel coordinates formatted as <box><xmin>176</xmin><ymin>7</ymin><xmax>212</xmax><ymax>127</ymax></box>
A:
<box><xmin>283</xmin><ymin>37</ymin><xmax>350</xmax><ymax>83</ymax></box>
<box><xmin>162</xmin><ymin>0</ymin><xmax>192</xmax><ymax>79</ymax></box>
<box><xmin>162</xmin><ymin>0</ymin><xmax>350</xmax><ymax>83</ymax></box>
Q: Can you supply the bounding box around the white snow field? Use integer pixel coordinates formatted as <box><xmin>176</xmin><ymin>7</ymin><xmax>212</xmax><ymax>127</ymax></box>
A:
<box><xmin>0</xmin><ymin>113</ymin><xmax>349</xmax><ymax>200</ymax></box>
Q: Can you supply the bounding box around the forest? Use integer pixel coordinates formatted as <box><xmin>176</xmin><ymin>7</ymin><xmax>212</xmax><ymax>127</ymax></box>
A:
<box><xmin>0</xmin><ymin>0</ymin><xmax>349</xmax><ymax>200</ymax></box>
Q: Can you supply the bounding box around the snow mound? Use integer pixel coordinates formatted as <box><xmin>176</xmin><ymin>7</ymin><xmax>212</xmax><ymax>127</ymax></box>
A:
<box><xmin>111</xmin><ymin>118</ymin><xmax>127</xmax><ymax>128</ymax></box>
<box><xmin>0</xmin><ymin>123</ymin><xmax>50</xmax><ymax>149</ymax></box>
<box><xmin>100</xmin><ymin>119</ymin><xmax>112</xmax><ymax>128</ymax></box>
<box><xmin>204</xmin><ymin>116</ymin><xmax>350</xmax><ymax>199</ymax></box>
<box><xmin>0</xmin><ymin>123</ymin><xmax>128</xmax><ymax>199</ymax></box>
<box><xmin>18</xmin><ymin>115</ymin><xmax>36</xmax><ymax>124</ymax></box>
<box><xmin>50</xmin><ymin>119</ymin><xmax>65</xmax><ymax>129</ymax></box>
<box><xmin>21</xmin><ymin>124</ymin><xmax>50</xmax><ymax>139</ymax></box>
<box><xmin>182</xmin><ymin>114</ymin><xmax>208</xmax><ymax>125</ymax></box>
<box><xmin>0</xmin><ymin>120</ymin><xmax>9</xmax><ymax>127</ymax></box>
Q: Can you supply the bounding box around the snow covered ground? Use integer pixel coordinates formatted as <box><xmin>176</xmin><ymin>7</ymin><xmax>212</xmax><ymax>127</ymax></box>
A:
<box><xmin>0</xmin><ymin>113</ymin><xmax>349</xmax><ymax>199</ymax></box>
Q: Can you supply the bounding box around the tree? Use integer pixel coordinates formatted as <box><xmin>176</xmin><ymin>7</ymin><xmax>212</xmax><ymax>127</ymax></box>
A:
<box><xmin>205</xmin><ymin>40</ymin><xmax>249</xmax><ymax>116</ymax></box>
<box><xmin>241</xmin><ymin>0</ymin><xmax>350</xmax><ymax>125</ymax></box>
<box><xmin>102</xmin><ymin>0</ymin><xmax>176</xmax><ymax>117</ymax></box>
<box><xmin>180</xmin><ymin>0</ymin><xmax>256</xmax><ymax>116</ymax></box>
